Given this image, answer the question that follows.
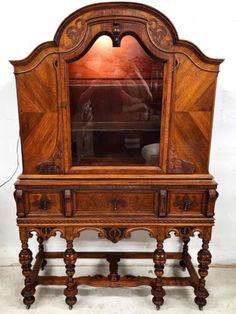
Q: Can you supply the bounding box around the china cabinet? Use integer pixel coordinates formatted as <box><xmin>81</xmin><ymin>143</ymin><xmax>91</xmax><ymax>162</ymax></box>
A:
<box><xmin>11</xmin><ymin>2</ymin><xmax>223</xmax><ymax>310</ymax></box>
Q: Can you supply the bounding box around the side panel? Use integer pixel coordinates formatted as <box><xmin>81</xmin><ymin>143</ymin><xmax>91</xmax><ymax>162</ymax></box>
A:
<box><xmin>15</xmin><ymin>55</ymin><xmax>64</xmax><ymax>174</ymax></box>
<box><xmin>168</xmin><ymin>54</ymin><xmax>219</xmax><ymax>174</ymax></box>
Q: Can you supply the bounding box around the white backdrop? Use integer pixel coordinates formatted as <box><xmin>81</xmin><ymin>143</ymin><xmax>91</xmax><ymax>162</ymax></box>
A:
<box><xmin>0</xmin><ymin>0</ymin><xmax>236</xmax><ymax>265</ymax></box>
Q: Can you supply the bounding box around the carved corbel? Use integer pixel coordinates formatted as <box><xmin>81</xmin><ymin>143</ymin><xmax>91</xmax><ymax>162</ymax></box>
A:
<box><xmin>14</xmin><ymin>189</ymin><xmax>25</xmax><ymax>217</ymax></box>
<box><xmin>206</xmin><ymin>189</ymin><xmax>218</xmax><ymax>217</ymax></box>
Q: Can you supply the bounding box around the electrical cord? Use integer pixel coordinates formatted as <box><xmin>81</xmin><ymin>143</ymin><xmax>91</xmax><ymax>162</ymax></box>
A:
<box><xmin>0</xmin><ymin>137</ymin><xmax>20</xmax><ymax>188</ymax></box>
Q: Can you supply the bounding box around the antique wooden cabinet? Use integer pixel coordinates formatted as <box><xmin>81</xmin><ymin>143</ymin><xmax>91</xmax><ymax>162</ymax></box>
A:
<box><xmin>11</xmin><ymin>2</ymin><xmax>223</xmax><ymax>310</ymax></box>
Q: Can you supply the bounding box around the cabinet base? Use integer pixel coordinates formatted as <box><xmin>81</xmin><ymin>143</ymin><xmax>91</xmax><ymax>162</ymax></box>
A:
<box><xmin>26</xmin><ymin>250</ymin><xmax>205</xmax><ymax>310</ymax></box>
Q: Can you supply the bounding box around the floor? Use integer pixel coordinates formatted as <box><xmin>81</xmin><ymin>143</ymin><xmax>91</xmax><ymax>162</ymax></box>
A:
<box><xmin>0</xmin><ymin>264</ymin><xmax>235</xmax><ymax>314</ymax></box>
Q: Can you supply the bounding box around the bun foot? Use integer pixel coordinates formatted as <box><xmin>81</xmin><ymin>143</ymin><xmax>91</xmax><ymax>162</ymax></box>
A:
<box><xmin>69</xmin><ymin>305</ymin><xmax>73</xmax><ymax>310</ymax></box>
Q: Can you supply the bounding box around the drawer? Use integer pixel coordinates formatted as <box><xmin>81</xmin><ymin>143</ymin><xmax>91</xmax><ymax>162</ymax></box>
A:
<box><xmin>168</xmin><ymin>191</ymin><xmax>206</xmax><ymax>217</ymax></box>
<box><xmin>25</xmin><ymin>192</ymin><xmax>63</xmax><ymax>216</ymax></box>
<box><xmin>74</xmin><ymin>190</ymin><xmax>156</xmax><ymax>215</ymax></box>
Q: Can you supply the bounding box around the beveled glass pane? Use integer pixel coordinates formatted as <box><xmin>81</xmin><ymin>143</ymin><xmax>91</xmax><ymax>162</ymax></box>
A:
<box><xmin>69</xmin><ymin>35</ymin><xmax>164</xmax><ymax>166</ymax></box>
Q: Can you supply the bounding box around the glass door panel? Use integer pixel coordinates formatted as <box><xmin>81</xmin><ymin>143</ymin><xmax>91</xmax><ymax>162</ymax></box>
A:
<box><xmin>68</xmin><ymin>35</ymin><xmax>164</xmax><ymax>166</ymax></box>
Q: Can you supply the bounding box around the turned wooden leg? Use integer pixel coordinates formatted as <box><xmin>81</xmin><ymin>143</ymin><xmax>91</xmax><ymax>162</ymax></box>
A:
<box><xmin>179</xmin><ymin>237</ymin><xmax>190</xmax><ymax>271</ymax></box>
<box><xmin>37</xmin><ymin>236</ymin><xmax>47</xmax><ymax>271</ymax></box>
<box><xmin>19</xmin><ymin>240</ymin><xmax>36</xmax><ymax>309</ymax></box>
<box><xmin>151</xmin><ymin>240</ymin><xmax>166</xmax><ymax>310</ymax></box>
<box><xmin>107</xmin><ymin>255</ymin><xmax>120</xmax><ymax>281</ymax></box>
<box><xmin>194</xmin><ymin>240</ymin><xmax>212</xmax><ymax>310</ymax></box>
<box><xmin>64</xmin><ymin>240</ymin><xmax>78</xmax><ymax>309</ymax></box>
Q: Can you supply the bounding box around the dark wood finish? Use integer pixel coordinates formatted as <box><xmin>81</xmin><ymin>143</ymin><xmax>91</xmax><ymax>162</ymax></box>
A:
<box><xmin>11</xmin><ymin>2</ymin><xmax>222</xmax><ymax>310</ymax></box>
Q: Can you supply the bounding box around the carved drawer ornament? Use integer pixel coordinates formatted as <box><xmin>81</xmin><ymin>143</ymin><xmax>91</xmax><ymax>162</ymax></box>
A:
<box><xmin>102</xmin><ymin>228</ymin><xmax>128</xmax><ymax>243</ymax></box>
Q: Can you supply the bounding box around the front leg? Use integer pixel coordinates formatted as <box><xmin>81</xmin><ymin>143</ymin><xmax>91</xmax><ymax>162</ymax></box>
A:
<box><xmin>64</xmin><ymin>240</ymin><xmax>78</xmax><ymax>309</ymax></box>
<box><xmin>194</xmin><ymin>239</ymin><xmax>212</xmax><ymax>310</ymax></box>
<box><xmin>19</xmin><ymin>240</ymin><xmax>36</xmax><ymax>309</ymax></box>
<box><xmin>151</xmin><ymin>239</ymin><xmax>166</xmax><ymax>310</ymax></box>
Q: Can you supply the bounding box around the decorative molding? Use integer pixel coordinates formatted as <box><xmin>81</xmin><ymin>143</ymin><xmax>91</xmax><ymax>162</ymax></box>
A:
<box><xmin>27</xmin><ymin>227</ymin><xmax>66</xmax><ymax>240</ymax></box>
<box><xmin>147</xmin><ymin>18</ymin><xmax>173</xmax><ymax>49</ymax></box>
<box><xmin>36</xmin><ymin>143</ymin><xmax>63</xmax><ymax>174</ymax></box>
<box><xmin>124</xmin><ymin>227</ymin><xmax>155</xmax><ymax>239</ymax></box>
<box><xmin>168</xmin><ymin>141</ymin><xmax>196</xmax><ymax>174</ymax></box>
<box><xmin>166</xmin><ymin>226</ymin><xmax>202</xmax><ymax>239</ymax></box>
<box><xmin>17</xmin><ymin>217</ymin><xmax>215</xmax><ymax>225</ymax></box>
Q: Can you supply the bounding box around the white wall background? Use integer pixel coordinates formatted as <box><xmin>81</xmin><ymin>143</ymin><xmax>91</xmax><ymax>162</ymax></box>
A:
<box><xmin>0</xmin><ymin>0</ymin><xmax>236</xmax><ymax>266</ymax></box>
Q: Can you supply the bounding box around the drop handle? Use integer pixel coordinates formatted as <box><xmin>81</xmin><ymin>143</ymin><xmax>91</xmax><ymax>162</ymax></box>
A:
<box><xmin>110</xmin><ymin>198</ymin><xmax>123</xmax><ymax>211</ymax></box>
<box><xmin>38</xmin><ymin>199</ymin><xmax>49</xmax><ymax>211</ymax></box>
<box><xmin>183</xmin><ymin>199</ymin><xmax>193</xmax><ymax>211</ymax></box>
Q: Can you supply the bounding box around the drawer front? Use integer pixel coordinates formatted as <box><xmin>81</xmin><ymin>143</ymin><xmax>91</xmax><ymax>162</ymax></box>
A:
<box><xmin>74</xmin><ymin>190</ymin><xmax>156</xmax><ymax>214</ymax></box>
<box><xmin>26</xmin><ymin>192</ymin><xmax>63</xmax><ymax>216</ymax></box>
<box><xmin>168</xmin><ymin>191</ymin><xmax>206</xmax><ymax>217</ymax></box>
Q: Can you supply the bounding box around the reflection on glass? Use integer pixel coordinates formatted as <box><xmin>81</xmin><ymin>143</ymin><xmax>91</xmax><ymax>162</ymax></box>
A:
<box><xmin>69</xmin><ymin>35</ymin><xmax>164</xmax><ymax>166</ymax></box>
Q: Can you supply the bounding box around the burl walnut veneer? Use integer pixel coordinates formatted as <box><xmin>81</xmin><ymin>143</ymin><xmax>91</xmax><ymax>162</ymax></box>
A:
<box><xmin>11</xmin><ymin>2</ymin><xmax>223</xmax><ymax>310</ymax></box>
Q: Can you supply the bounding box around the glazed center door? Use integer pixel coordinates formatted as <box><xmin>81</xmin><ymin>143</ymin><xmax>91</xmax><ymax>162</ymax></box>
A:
<box><xmin>68</xmin><ymin>35</ymin><xmax>164</xmax><ymax>167</ymax></box>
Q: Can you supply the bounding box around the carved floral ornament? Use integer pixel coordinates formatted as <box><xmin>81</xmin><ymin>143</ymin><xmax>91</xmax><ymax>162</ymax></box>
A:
<box><xmin>63</xmin><ymin>18</ymin><xmax>86</xmax><ymax>49</ymax></box>
<box><xmin>147</xmin><ymin>18</ymin><xmax>173</xmax><ymax>49</ymax></box>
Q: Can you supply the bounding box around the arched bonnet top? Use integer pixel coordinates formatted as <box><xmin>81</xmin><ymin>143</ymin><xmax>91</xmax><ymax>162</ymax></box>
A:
<box><xmin>10</xmin><ymin>2</ymin><xmax>223</xmax><ymax>70</ymax></box>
